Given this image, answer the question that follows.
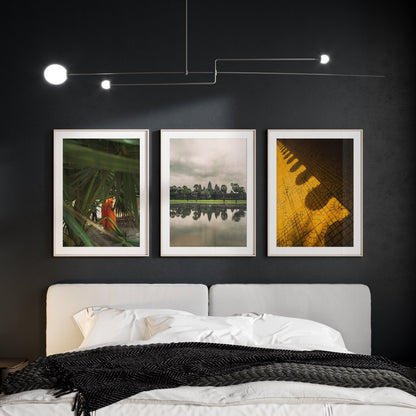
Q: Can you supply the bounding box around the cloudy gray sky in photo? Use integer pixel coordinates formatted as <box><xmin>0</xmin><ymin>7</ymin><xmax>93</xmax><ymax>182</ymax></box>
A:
<box><xmin>170</xmin><ymin>138</ymin><xmax>247</xmax><ymax>189</ymax></box>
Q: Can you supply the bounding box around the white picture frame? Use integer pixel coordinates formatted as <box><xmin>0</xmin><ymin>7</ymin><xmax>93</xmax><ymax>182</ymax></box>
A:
<box><xmin>161</xmin><ymin>129</ymin><xmax>256</xmax><ymax>257</ymax></box>
<box><xmin>54</xmin><ymin>129</ymin><xmax>149</xmax><ymax>257</ymax></box>
<box><xmin>267</xmin><ymin>129</ymin><xmax>362</xmax><ymax>257</ymax></box>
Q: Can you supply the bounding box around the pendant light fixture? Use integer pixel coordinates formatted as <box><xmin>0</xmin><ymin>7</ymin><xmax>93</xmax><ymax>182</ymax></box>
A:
<box><xmin>43</xmin><ymin>1</ymin><xmax>383</xmax><ymax>89</ymax></box>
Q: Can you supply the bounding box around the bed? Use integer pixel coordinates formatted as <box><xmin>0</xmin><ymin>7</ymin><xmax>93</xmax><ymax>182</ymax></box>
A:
<box><xmin>1</xmin><ymin>283</ymin><xmax>415</xmax><ymax>416</ymax></box>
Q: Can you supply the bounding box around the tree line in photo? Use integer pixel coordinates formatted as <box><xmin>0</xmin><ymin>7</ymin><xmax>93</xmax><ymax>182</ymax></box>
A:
<box><xmin>170</xmin><ymin>204</ymin><xmax>246</xmax><ymax>222</ymax></box>
<box><xmin>170</xmin><ymin>181</ymin><xmax>246</xmax><ymax>203</ymax></box>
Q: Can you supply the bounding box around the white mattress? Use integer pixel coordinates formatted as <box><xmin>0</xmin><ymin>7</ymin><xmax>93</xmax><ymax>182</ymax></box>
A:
<box><xmin>1</xmin><ymin>381</ymin><xmax>416</xmax><ymax>415</ymax></box>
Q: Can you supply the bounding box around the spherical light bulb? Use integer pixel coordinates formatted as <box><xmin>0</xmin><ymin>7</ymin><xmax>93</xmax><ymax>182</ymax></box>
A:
<box><xmin>320</xmin><ymin>54</ymin><xmax>330</xmax><ymax>64</ymax></box>
<box><xmin>101</xmin><ymin>80</ymin><xmax>111</xmax><ymax>90</ymax></box>
<box><xmin>44</xmin><ymin>64</ymin><xmax>68</xmax><ymax>85</ymax></box>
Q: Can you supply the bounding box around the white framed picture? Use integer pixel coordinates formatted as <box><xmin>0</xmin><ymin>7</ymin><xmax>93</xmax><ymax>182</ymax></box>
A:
<box><xmin>267</xmin><ymin>129</ymin><xmax>362</xmax><ymax>257</ymax></box>
<box><xmin>54</xmin><ymin>129</ymin><xmax>149</xmax><ymax>256</ymax></box>
<box><xmin>161</xmin><ymin>129</ymin><xmax>256</xmax><ymax>257</ymax></box>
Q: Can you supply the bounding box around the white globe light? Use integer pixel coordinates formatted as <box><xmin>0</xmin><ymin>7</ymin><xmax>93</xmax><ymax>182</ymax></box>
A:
<box><xmin>101</xmin><ymin>80</ymin><xmax>111</xmax><ymax>90</ymax></box>
<box><xmin>320</xmin><ymin>54</ymin><xmax>330</xmax><ymax>64</ymax></box>
<box><xmin>44</xmin><ymin>64</ymin><xmax>68</xmax><ymax>85</ymax></box>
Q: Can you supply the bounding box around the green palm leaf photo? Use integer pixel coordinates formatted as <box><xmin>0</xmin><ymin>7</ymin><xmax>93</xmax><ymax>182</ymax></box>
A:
<box><xmin>54</xmin><ymin>130</ymin><xmax>149</xmax><ymax>256</ymax></box>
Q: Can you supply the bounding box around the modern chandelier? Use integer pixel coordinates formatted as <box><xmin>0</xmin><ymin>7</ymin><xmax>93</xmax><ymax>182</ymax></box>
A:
<box><xmin>43</xmin><ymin>1</ymin><xmax>383</xmax><ymax>89</ymax></box>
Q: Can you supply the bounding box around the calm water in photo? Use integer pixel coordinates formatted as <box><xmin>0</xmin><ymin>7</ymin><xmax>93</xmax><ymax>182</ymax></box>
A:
<box><xmin>170</xmin><ymin>203</ymin><xmax>247</xmax><ymax>247</ymax></box>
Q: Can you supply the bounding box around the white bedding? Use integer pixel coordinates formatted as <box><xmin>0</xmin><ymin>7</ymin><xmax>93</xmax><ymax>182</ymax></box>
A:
<box><xmin>2</xmin><ymin>381</ymin><xmax>416</xmax><ymax>415</ymax></box>
<box><xmin>2</xmin><ymin>302</ymin><xmax>413</xmax><ymax>416</ymax></box>
<box><xmin>71</xmin><ymin>308</ymin><xmax>351</xmax><ymax>353</ymax></box>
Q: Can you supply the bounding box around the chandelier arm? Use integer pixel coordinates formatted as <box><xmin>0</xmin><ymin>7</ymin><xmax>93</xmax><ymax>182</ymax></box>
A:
<box><xmin>67</xmin><ymin>63</ymin><xmax>384</xmax><ymax>88</ymax></box>
<box><xmin>216</xmin><ymin>58</ymin><xmax>319</xmax><ymax>62</ymax></box>
<box><xmin>110</xmin><ymin>71</ymin><xmax>384</xmax><ymax>87</ymax></box>
<box><xmin>112</xmin><ymin>80</ymin><xmax>216</xmax><ymax>87</ymax></box>
<box><xmin>68</xmin><ymin>71</ymin><xmax>186</xmax><ymax>76</ymax></box>
<box><xmin>219</xmin><ymin>71</ymin><xmax>385</xmax><ymax>78</ymax></box>
<box><xmin>68</xmin><ymin>58</ymin><xmax>317</xmax><ymax>77</ymax></box>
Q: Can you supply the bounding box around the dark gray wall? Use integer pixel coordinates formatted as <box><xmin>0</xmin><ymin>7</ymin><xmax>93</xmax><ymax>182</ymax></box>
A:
<box><xmin>1</xmin><ymin>1</ymin><xmax>415</xmax><ymax>362</ymax></box>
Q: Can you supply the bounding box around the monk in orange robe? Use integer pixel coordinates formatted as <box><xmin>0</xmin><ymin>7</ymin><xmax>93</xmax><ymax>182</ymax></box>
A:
<box><xmin>101</xmin><ymin>197</ymin><xmax>116</xmax><ymax>231</ymax></box>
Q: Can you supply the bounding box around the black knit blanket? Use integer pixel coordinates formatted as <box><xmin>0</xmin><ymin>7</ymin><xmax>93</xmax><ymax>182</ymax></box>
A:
<box><xmin>3</xmin><ymin>343</ymin><xmax>416</xmax><ymax>416</ymax></box>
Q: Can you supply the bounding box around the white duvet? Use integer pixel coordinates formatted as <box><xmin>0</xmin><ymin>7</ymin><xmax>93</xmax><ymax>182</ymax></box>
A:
<box><xmin>1</xmin><ymin>380</ymin><xmax>416</xmax><ymax>416</ymax></box>
<box><xmin>2</xmin><ymin>314</ymin><xmax>415</xmax><ymax>415</ymax></box>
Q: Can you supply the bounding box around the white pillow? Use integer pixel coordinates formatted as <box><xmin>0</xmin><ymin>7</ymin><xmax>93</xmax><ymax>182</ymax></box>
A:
<box><xmin>242</xmin><ymin>313</ymin><xmax>348</xmax><ymax>353</ymax></box>
<box><xmin>145</xmin><ymin>315</ymin><xmax>255</xmax><ymax>345</ymax></box>
<box><xmin>73</xmin><ymin>307</ymin><xmax>194</xmax><ymax>349</ymax></box>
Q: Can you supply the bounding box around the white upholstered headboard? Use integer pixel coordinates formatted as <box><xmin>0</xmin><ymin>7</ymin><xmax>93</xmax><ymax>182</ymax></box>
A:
<box><xmin>46</xmin><ymin>283</ymin><xmax>371</xmax><ymax>356</ymax></box>
<box><xmin>46</xmin><ymin>284</ymin><xmax>208</xmax><ymax>356</ymax></box>
<box><xmin>209</xmin><ymin>284</ymin><xmax>371</xmax><ymax>355</ymax></box>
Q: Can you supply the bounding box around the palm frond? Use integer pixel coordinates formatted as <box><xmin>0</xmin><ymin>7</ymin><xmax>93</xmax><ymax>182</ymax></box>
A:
<box><xmin>62</xmin><ymin>138</ymin><xmax>140</xmax><ymax>247</ymax></box>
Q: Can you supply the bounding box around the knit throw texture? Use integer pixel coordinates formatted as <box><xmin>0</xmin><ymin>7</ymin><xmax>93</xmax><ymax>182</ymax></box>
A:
<box><xmin>3</xmin><ymin>343</ymin><xmax>416</xmax><ymax>416</ymax></box>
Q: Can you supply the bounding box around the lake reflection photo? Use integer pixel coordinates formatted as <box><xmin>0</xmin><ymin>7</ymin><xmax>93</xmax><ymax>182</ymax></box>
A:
<box><xmin>161</xmin><ymin>130</ymin><xmax>255</xmax><ymax>256</ymax></box>
<box><xmin>170</xmin><ymin>203</ymin><xmax>247</xmax><ymax>246</ymax></box>
<box><xmin>169</xmin><ymin>136</ymin><xmax>247</xmax><ymax>247</ymax></box>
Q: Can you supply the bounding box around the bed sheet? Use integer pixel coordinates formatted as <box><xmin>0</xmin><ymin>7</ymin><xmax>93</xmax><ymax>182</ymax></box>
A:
<box><xmin>1</xmin><ymin>380</ymin><xmax>416</xmax><ymax>416</ymax></box>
